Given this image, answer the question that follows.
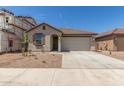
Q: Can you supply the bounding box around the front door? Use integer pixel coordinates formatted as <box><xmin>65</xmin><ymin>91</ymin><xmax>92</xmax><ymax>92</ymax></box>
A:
<box><xmin>53</xmin><ymin>36</ymin><xmax>58</xmax><ymax>51</ymax></box>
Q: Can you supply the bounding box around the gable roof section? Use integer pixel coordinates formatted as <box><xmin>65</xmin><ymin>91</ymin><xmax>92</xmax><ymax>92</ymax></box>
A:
<box><xmin>27</xmin><ymin>23</ymin><xmax>96</xmax><ymax>36</ymax></box>
<box><xmin>27</xmin><ymin>23</ymin><xmax>63</xmax><ymax>34</ymax></box>
<box><xmin>95</xmin><ymin>28</ymin><xmax>124</xmax><ymax>38</ymax></box>
<box><xmin>15</xmin><ymin>16</ymin><xmax>37</xmax><ymax>26</ymax></box>
<box><xmin>8</xmin><ymin>23</ymin><xmax>26</xmax><ymax>31</ymax></box>
<box><xmin>60</xmin><ymin>28</ymin><xmax>97</xmax><ymax>35</ymax></box>
<box><xmin>0</xmin><ymin>8</ymin><xmax>14</xmax><ymax>15</ymax></box>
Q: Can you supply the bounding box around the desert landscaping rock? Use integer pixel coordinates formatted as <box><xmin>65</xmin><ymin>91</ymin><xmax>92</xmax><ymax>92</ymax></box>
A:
<box><xmin>0</xmin><ymin>52</ymin><xmax>62</xmax><ymax>68</ymax></box>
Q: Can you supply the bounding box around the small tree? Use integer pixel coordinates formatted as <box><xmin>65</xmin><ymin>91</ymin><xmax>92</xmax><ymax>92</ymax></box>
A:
<box><xmin>21</xmin><ymin>32</ymin><xmax>28</xmax><ymax>56</ymax></box>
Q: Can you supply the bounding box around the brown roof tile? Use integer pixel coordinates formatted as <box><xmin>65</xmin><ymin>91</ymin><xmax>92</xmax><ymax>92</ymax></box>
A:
<box><xmin>15</xmin><ymin>16</ymin><xmax>37</xmax><ymax>25</ymax></box>
<box><xmin>60</xmin><ymin>28</ymin><xmax>97</xmax><ymax>35</ymax></box>
<box><xmin>27</xmin><ymin>23</ymin><xmax>63</xmax><ymax>34</ymax></box>
<box><xmin>95</xmin><ymin>28</ymin><xmax>124</xmax><ymax>38</ymax></box>
<box><xmin>27</xmin><ymin>23</ymin><xmax>97</xmax><ymax>35</ymax></box>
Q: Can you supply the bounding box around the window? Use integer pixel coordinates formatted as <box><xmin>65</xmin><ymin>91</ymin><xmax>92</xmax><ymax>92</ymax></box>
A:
<box><xmin>42</xmin><ymin>26</ymin><xmax>46</xmax><ymax>30</ymax></box>
<box><xmin>6</xmin><ymin>17</ymin><xmax>9</xmax><ymax>23</ymax></box>
<box><xmin>35</xmin><ymin>33</ymin><xmax>43</xmax><ymax>45</ymax></box>
<box><xmin>8</xmin><ymin>40</ymin><xmax>13</xmax><ymax>47</ymax></box>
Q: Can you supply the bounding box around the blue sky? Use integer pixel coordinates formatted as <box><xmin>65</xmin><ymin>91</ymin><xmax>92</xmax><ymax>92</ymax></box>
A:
<box><xmin>1</xmin><ymin>6</ymin><xmax>124</xmax><ymax>33</ymax></box>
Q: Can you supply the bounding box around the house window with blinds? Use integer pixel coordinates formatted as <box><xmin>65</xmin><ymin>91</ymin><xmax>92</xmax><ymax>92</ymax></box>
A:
<box><xmin>33</xmin><ymin>33</ymin><xmax>45</xmax><ymax>45</ymax></box>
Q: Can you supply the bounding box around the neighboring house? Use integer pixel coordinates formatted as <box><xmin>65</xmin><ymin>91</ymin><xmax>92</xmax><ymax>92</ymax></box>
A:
<box><xmin>95</xmin><ymin>28</ymin><xmax>124</xmax><ymax>51</ymax></box>
<box><xmin>27</xmin><ymin>23</ymin><xmax>96</xmax><ymax>52</ymax></box>
<box><xmin>0</xmin><ymin>9</ymin><xmax>37</xmax><ymax>53</ymax></box>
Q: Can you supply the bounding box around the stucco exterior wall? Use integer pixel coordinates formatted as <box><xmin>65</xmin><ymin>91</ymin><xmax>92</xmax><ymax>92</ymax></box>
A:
<box><xmin>24</xmin><ymin>18</ymin><xmax>36</xmax><ymax>26</ymax></box>
<box><xmin>0</xmin><ymin>30</ymin><xmax>20</xmax><ymax>52</ymax></box>
<box><xmin>0</xmin><ymin>10</ymin><xmax>15</xmax><ymax>30</ymax></box>
<box><xmin>0</xmin><ymin>31</ymin><xmax>1</xmax><ymax>52</ymax></box>
<box><xmin>1</xmin><ymin>31</ymin><xmax>9</xmax><ymax>52</ymax></box>
<box><xmin>15</xmin><ymin>17</ymin><xmax>34</xmax><ymax>31</ymax></box>
<box><xmin>28</xmin><ymin>24</ymin><xmax>62</xmax><ymax>52</ymax></box>
<box><xmin>96</xmin><ymin>39</ymin><xmax>114</xmax><ymax>51</ymax></box>
<box><xmin>117</xmin><ymin>36</ymin><xmax>124</xmax><ymax>51</ymax></box>
<box><xmin>95</xmin><ymin>35</ymin><xmax>116</xmax><ymax>51</ymax></box>
<box><xmin>50</xmin><ymin>35</ymin><xmax>53</xmax><ymax>51</ymax></box>
<box><xmin>0</xmin><ymin>16</ymin><xmax>5</xmax><ymax>28</ymax></box>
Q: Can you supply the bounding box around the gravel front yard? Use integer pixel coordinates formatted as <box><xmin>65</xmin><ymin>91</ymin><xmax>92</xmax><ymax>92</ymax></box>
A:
<box><xmin>0</xmin><ymin>52</ymin><xmax>62</xmax><ymax>68</ymax></box>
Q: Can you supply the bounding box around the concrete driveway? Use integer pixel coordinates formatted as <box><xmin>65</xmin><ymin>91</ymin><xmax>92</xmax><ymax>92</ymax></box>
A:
<box><xmin>1</xmin><ymin>51</ymin><xmax>124</xmax><ymax>85</ymax></box>
<box><xmin>62</xmin><ymin>51</ymin><xmax>124</xmax><ymax>69</ymax></box>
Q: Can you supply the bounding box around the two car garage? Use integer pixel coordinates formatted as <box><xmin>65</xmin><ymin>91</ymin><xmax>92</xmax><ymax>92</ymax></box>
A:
<box><xmin>60</xmin><ymin>28</ymin><xmax>96</xmax><ymax>51</ymax></box>
<box><xmin>61</xmin><ymin>36</ymin><xmax>91</xmax><ymax>51</ymax></box>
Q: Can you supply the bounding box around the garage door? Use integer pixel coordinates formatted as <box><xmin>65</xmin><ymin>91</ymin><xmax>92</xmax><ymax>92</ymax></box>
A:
<box><xmin>61</xmin><ymin>37</ymin><xmax>91</xmax><ymax>51</ymax></box>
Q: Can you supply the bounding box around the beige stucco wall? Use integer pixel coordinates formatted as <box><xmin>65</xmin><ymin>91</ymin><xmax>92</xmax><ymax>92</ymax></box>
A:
<box><xmin>117</xmin><ymin>36</ymin><xmax>124</xmax><ymax>51</ymax></box>
<box><xmin>15</xmin><ymin>17</ymin><xmax>35</xmax><ymax>31</ymax></box>
<box><xmin>50</xmin><ymin>35</ymin><xmax>53</xmax><ymax>51</ymax></box>
<box><xmin>95</xmin><ymin>34</ymin><xmax>124</xmax><ymax>51</ymax></box>
<box><xmin>61</xmin><ymin>36</ymin><xmax>91</xmax><ymax>51</ymax></box>
<box><xmin>0</xmin><ymin>30</ymin><xmax>20</xmax><ymax>52</ymax></box>
<box><xmin>95</xmin><ymin>35</ymin><xmax>117</xmax><ymax>51</ymax></box>
<box><xmin>14</xmin><ymin>26</ymin><xmax>24</xmax><ymax>50</ymax></box>
<box><xmin>28</xmin><ymin>24</ymin><xmax>62</xmax><ymax>52</ymax></box>
<box><xmin>0</xmin><ymin>11</ymin><xmax>15</xmax><ymax>30</ymax></box>
<box><xmin>0</xmin><ymin>27</ymin><xmax>24</xmax><ymax>53</ymax></box>
<box><xmin>0</xmin><ymin>31</ymin><xmax>1</xmax><ymax>52</ymax></box>
<box><xmin>96</xmin><ymin>39</ymin><xmax>114</xmax><ymax>51</ymax></box>
<box><xmin>24</xmin><ymin>18</ymin><xmax>36</xmax><ymax>26</ymax></box>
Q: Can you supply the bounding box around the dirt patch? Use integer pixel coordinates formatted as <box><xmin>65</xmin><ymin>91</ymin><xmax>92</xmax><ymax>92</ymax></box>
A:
<box><xmin>0</xmin><ymin>52</ymin><xmax>62</xmax><ymax>68</ymax></box>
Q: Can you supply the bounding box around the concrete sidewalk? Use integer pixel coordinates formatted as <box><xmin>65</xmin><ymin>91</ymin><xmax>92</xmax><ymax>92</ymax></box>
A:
<box><xmin>0</xmin><ymin>68</ymin><xmax>124</xmax><ymax>85</ymax></box>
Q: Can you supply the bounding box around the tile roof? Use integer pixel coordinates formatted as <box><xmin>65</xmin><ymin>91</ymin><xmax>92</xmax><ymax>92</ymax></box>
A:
<box><xmin>15</xmin><ymin>16</ymin><xmax>37</xmax><ymax>25</ymax></box>
<box><xmin>0</xmin><ymin>8</ymin><xmax>14</xmax><ymax>15</ymax></box>
<box><xmin>27</xmin><ymin>23</ymin><xmax>63</xmax><ymax>33</ymax></box>
<box><xmin>60</xmin><ymin>28</ymin><xmax>97</xmax><ymax>35</ymax></box>
<box><xmin>95</xmin><ymin>28</ymin><xmax>124</xmax><ymax>38</ymax></box>
<box><xmin>9</xmin><ymin>23</ymin><xmax>26</xmax><ymax>31</ymax></box>
<box><xmin>27</xmin><ymin>23</ymin><xmax>97</xmax><ymax>35</ymax></box>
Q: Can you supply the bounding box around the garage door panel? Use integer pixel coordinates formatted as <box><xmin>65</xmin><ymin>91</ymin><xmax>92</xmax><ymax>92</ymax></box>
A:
<box><xmin>62</xmin><ymin>37</ymin><xmax>91</xmax><ymax>51</ymax></box>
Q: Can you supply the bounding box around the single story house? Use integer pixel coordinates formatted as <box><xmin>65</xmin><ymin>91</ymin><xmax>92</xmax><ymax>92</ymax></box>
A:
<box><xmin>27</xmin><ymin>23</ymin><xmax>96</xmax><ymax>52</ymax></box>
<box><xmin>95</xmin><ymin>28</ymin><xmax>124</xmax><ymax>51</ymax></box>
